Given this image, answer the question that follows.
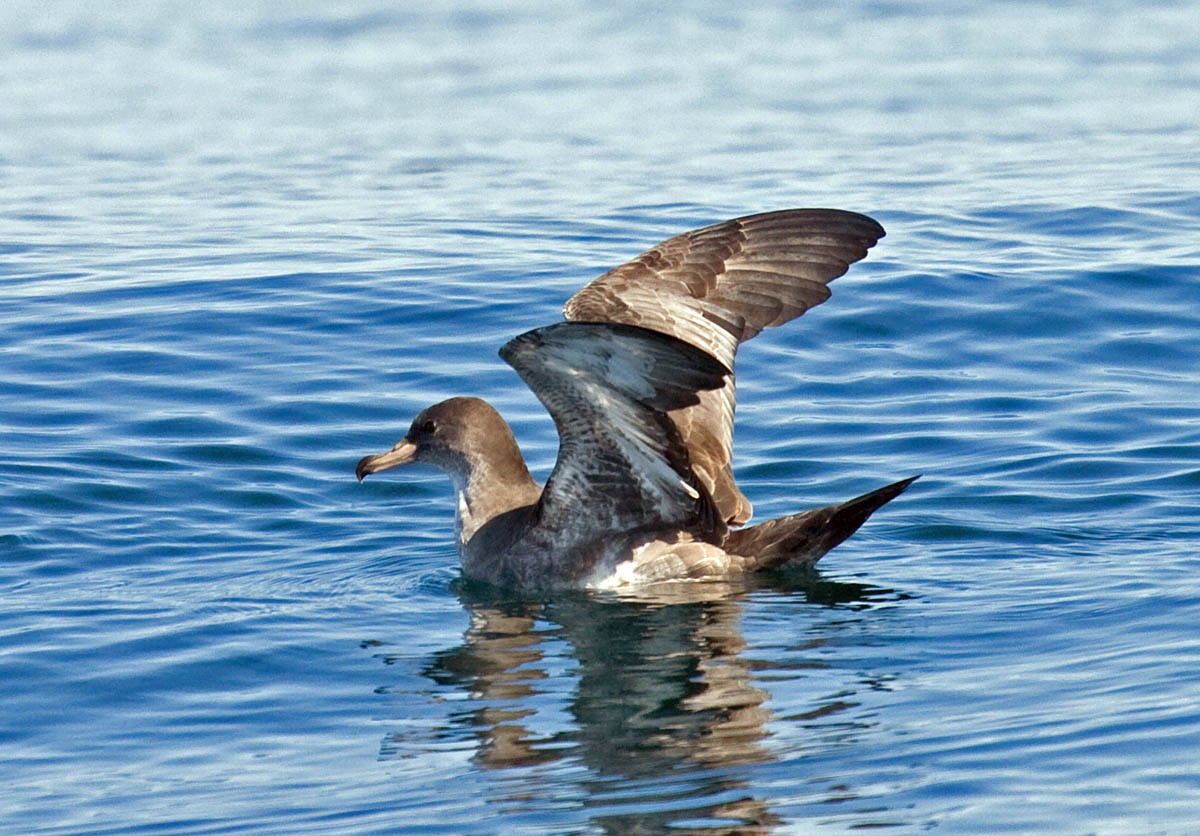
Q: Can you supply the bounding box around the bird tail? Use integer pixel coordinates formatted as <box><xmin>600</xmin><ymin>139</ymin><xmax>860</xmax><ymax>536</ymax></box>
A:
<box><xmin>724</xmin><ymin>475</ymin><xmax>919</xmax><ymax>571</ymax></box>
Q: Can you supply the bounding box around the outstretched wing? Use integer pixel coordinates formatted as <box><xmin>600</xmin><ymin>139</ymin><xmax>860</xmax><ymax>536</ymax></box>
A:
<box><xmin>564</xmin><ymin>209</ymin><xmax>885</xmax><ymax>525</ymax></box>
<box><xmin>499</xmin><ymin>321</ymin><xmax>729</xmax><ymax>547</ymax></box>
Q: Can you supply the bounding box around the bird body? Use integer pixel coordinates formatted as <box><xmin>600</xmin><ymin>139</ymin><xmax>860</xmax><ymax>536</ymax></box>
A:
<box><xmin>357</xmin><ymin>209</ymin><xmax>916</xmax><ymax>590</ymax></box>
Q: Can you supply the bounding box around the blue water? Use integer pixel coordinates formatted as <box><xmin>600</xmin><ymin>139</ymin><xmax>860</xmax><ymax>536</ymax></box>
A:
<box><xmin>3</xmin><ymin>2</ymin><xmax>1200</xmax><ymax>833</ymax></box>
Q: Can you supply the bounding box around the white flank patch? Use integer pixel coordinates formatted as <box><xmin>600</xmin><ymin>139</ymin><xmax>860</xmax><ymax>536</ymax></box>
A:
<box><xmin>587</xmin><ymin>559</ymin><xmax>641</xmax><ymax>590</ymax></box>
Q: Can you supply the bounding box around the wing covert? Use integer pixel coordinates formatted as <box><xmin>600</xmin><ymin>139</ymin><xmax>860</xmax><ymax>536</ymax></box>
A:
<box><xmin>564</xmin><ymin>208</ymin><xmax>885</xmax><ymax>368</ymax></box>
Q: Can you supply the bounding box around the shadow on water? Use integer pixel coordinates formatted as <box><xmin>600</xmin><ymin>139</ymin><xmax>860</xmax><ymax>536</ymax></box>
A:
<box><xmin>384</xmin><ymin>571</ymin><xmax>910</xmax><ymax>834</ymax></box>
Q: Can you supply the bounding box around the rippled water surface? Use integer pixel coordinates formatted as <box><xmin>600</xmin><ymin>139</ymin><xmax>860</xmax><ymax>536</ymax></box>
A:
<box><xmin>4</xmin><ymin>2</ymin><xmax>1200</xmax><ymax>833</ymax></box>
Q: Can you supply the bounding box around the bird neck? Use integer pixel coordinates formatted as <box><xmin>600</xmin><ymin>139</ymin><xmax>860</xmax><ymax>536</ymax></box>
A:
<box><xmin>451</xmin><ymin>441</ymin><xmax>541</xmax><ymax>548</ymax></box>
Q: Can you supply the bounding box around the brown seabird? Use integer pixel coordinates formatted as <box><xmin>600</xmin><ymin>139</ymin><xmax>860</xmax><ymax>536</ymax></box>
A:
<box><xmin>357</xmin><ymin>209</ymin><xmax>917</xmax><ymax>590</ymax></box>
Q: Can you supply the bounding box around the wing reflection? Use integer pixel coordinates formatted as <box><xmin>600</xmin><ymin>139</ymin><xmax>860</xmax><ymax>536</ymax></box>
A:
<box><xmin>384</xmin><ymin>572</ymin><xmax>899</xmax><ymax>833</ymax></box>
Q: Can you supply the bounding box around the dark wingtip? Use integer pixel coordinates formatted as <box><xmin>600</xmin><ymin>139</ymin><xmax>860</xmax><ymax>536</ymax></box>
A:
<box><xmin>724</xmin><ymin>474</ymin><xmax>920</xmax><ymax>571</ymax></box>
<box><xmin>844</xmin><ymin>474</ymin><xmax>920</xmax><ymax>515</ymax></box>
<box><xmin>822</xmin><ymin>475</ymin><xmax>920</xmax><ymax>543</ymax></box>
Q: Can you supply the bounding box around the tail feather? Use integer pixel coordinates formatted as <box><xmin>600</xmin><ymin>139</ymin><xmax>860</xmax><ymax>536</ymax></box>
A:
<box><xmin>724</xmin><ymin>475</ymin><xmax>919</xmax><ymax>571</ymax></box>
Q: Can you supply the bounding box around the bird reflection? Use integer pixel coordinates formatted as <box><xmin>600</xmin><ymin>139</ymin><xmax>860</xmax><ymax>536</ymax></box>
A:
<box><xmin>388</xmin><ymin>572</ymin><xmax>896</xmax><ymax>834</ymax></box>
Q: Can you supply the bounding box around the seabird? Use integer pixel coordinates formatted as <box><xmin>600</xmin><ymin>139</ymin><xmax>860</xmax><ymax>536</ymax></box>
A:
<box><xmin>357</xmin><ymin>209</ymin><xmax>917</xmax><ymax>590</ymax></box>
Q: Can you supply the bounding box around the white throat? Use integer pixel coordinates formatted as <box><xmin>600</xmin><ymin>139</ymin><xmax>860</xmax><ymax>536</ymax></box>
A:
<box><xmin>455</xmin><ymin>486</ymin><xmax>483</xmax><ymax>548</ymax></box>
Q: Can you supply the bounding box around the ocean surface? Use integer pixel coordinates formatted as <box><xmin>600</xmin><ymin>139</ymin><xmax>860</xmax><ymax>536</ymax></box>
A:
<box><xmin>3</xmin><ymin>2</ymin><xmax>1199</xmax><ymax>834</ymax></box>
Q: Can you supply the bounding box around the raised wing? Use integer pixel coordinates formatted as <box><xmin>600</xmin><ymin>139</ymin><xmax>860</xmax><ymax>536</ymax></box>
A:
<box><xmin>563</xmin><ymin>209</ymin><xmax>885</xmax><ymax>525</ymax></box>
<box><xmin>499</xmin><ymin>321</ymin><xmax>730</xmax><ymax>548</ymax></box>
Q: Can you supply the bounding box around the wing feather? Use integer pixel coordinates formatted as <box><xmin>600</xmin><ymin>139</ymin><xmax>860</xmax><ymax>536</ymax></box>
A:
<box><xmin>499</xmin><ymin>322</ymin><xmax>730</xmax><ymax>545</ymax></box>
<box><xmin>563</xmin><ymin>208</ymin><xmax>885</xmax><ymax>525</ymax></box>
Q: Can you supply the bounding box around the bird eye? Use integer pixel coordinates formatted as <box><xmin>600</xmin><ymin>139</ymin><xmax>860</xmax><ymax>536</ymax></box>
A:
<box><xmin>419</xmin><ymin>419</ymin><xmax>436</xmax><ymax>434</ymax></box>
